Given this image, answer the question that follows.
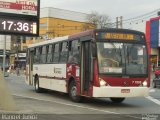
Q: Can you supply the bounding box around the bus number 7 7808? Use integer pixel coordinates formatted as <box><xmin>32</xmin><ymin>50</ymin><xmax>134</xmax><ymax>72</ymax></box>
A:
<box><xmin>26</xmin><ymin>28</ymin><xmax>150</xmax><ymax>103</ymax></box>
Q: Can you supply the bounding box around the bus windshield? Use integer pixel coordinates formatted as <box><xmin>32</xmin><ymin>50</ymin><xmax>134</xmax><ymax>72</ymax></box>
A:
<box><xmin>97</xmin><ymin>42</ymin><xmax>147</xmax><ymax>76</ymax></box>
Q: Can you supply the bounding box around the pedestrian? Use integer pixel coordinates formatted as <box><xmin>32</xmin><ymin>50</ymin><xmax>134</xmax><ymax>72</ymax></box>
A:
<box><xmin>16</xmin><ymin>64</ymin><xmax>20</xmax><ymax>76</ymax></box>
<box><xmin>153</xmin><ymin>63</ymin><xmax>155</xmax><ymax>71</ymax></box>
<box><xmin>8</xmin><ymin>65</ymin><xmax>11</xmax><ymax>74</ymax></box>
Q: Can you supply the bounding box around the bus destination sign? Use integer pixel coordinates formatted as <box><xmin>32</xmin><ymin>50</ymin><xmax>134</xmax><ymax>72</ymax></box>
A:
<box><xmin>105</xmin><ymin>33</ymin><xmax>134</xmax><ymax>40</ymax></box>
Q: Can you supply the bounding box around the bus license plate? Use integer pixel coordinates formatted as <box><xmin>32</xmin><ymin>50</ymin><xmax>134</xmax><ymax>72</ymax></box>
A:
<box><xmin>121</xmin><ymin>89</ymin><xmax>130</xmax><ymax>93</ymax></box>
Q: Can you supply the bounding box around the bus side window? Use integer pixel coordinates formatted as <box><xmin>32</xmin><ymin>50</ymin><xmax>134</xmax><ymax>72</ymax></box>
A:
<box><xmin>59</xmin><ymin>42</ymin><xmax>68</xmax><ymax>63</ymax></box>
<box><xmin>34</xmin><ymin>47</ymin><xmax>40</xmax><ymax>64</ymax></box>
<box><xmin>33</xmin><ymin>48</ymin><xmax>36</xmax><ymax>63</ymax></box>
<box><xmin>39</xmin><ymin>47</ymin><xmax>42</xmax><ymax>63</ymax></box>
<box><xmin>68</xmin><ymin>40</ymin><xmax>80</xmax><ymax>64</ymax></box>
<box><xmin>26</xmin><ymin>49</ymin><xmax>29</xmax><ymax>64</ymax></box>
<box><xmin>41</xmin><ymin>46</ymin><xmax>47</xmax><ymax>64</ymax></box>
<box><xmin>47</xmin><ymin>44</ymin><xmax>53</xmax><ymax>63</ymax></box>
<box><xmin>53</xmin><ymin>43</ymin><xmax>60</xmax><ymax>63</ymax></box>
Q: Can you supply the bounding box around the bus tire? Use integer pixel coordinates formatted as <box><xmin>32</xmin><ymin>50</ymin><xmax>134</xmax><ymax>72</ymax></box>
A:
<box><xmin>110</xmin><ymin>97</ymin><xmax>125</xmax><ymax>103</ymax></box>
<box><xmin>69</xmin><ymin>81</ymin><xmax>81</xmax><ymax>102</ymax></box>
<box><xmin>152</xmin><ymin>81</ymin><xmax>156</xmax><ymax>88</ymax></box>
<box><xmin>34</xmin><ymin>76</ymin><xmax>43</xmax><ymax>93</ymax></box>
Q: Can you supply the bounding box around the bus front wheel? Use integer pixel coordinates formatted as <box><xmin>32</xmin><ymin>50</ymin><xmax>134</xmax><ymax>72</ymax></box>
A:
<box><xmin>69</xmin><ymin>81</ymin><xmax>82</xmax><ymax>102</ymax></box>
<box><xmin>110</xmin><ymin>97</ymin><xmax>125</xmax><ymax>103</ymax></box>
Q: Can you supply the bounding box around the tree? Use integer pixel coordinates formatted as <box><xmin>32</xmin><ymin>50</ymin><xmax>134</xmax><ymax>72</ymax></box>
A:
<box><xmin>86</xmin><ymin>11</ymin><xmax>112</xmax><ymax>29</ymax></box>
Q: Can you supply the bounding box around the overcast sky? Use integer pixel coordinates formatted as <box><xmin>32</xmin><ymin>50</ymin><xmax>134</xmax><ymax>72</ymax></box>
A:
<box><xmin>40</xmin><ymin>0</ymin><xmax>160</xmax><ymax>32</ymax></box>
<box><xmin>40</xmin><ymin>0</ymin><xmax>160</xmax><ymax>20</ymax></box>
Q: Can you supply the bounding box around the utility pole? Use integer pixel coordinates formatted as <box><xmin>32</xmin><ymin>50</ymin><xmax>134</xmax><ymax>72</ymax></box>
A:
<box><xmin>116</xmin><ymin>17</ymin><xmax>119</xmax><ymax>29</ymax></box>
<box><xmin>116</xmin><ymin>16</ymin><xmax>123</xmax><ymax>29</ymax></box>
<box><xmin>16</xmin><ymin>36</ymin><xmax>21</xmax><ymax>68</ymax></box>
<box><xmin>16</xmin><ymin>39</ymin><xmax>19</xmax><ymax>62</ymax></box>
<box><xmin>120</xmin><ymin>16</ymin><xmax>123</xmax><ymax>29</ymax></box>
<box><xmin>3</xmin><ymin>35</ymin><xmax>6</xmax><ymax>77</ymax></box>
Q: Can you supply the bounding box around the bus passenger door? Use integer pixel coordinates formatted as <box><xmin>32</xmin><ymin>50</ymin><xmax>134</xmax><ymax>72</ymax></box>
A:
<box><xmin>28</xmin><ymin>50</ymin><xmax>34</xmax><ymax>85</ymax></box>
<box><xmin>80</xmin><ymin>41</ymin><xmax>91</xmax><ymax>96</ymax></box>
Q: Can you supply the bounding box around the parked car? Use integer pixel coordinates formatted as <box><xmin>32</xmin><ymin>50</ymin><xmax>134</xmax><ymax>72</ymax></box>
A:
<box><xmin>153</xmin><ymin>67</ymin><xmax>160</xmax><ymax>88</ymax></box>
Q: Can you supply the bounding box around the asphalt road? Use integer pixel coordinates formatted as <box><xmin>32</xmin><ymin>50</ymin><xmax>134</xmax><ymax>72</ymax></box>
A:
<box><xmin>0</xmin><ymin>73</ymin><xmax>160</xmax><ymax>120</ymax></box>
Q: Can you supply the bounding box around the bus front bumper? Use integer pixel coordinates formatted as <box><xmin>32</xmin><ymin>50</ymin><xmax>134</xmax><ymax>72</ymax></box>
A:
<box><xmin>92</xmin><ymin>86</ymin><xmax>149</xmax><ymax>98</ymax></box>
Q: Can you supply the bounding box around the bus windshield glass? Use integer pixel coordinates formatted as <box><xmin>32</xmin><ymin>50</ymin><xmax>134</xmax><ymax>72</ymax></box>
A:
<box><xmin>97</xmin><ymin>42</ymin><xmax>147</xmax><ymax>75</ymax></box>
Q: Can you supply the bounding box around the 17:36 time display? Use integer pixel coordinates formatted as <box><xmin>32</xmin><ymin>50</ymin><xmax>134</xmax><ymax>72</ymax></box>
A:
<box><xmin>2</xmin><ymin>21</ymin><xmax>29</xmax><ymax>32</ymax></box>
<box><xmin>0</xmin><ymin>18</ymin><xmax>37</xmax><ymax>35</ymax></box>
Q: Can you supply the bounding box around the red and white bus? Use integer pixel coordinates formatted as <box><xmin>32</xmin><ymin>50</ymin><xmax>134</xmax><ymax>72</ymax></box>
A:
<box><xmin>26</xmin><ymin>28</ymin><xmax>150</xmax><ymax>103</ymax></box>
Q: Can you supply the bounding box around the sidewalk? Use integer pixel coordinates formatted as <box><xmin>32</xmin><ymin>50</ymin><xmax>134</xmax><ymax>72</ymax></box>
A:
<box><xmin>0</xmin><ymin>69</ymin><xmax>16</xmax><ymax>112</ymax></box>
<box><xmin>0</xmin><ymin>73</ymin><xmax>32</xmax><ymax>114</ymax></box>
<box><xmin>9</xmin><ymin>70</ymin><xmax>25</xmax><ymax>76</ymax></box>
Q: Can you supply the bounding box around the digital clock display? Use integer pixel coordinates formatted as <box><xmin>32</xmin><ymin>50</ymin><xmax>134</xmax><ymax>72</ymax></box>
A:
<box><xmin>0</xmin><ymin>18</ymin><xmax>38</xmax><ymax>36</ymax></box>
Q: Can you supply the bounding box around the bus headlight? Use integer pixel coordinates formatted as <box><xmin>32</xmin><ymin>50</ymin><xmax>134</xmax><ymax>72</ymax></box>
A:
<box><xmin>99</xmin><ymin>78</ymin><xmax>107</xmax><ymax>86</ymax></box>
<box><xmin>142</xmin><ymin>81</ymin><xmax>147</xmax><ymax>87</ymax></box>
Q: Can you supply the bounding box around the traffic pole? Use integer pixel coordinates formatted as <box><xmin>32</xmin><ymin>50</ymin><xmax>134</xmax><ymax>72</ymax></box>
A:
<box><xmin>3</xmin><ymin>35</ymin><xmax>6</xmax><ymax>77</ymax></box>
<box><xmin>0</xmin><ymin>61</ymin><xmax>16</xmax><ymax>111</ymax></box>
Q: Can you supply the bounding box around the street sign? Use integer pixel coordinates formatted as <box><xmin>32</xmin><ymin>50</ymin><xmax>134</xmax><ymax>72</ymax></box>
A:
<box><xmin>0</xmin><ymin>0</ymin><xmax>38</xmax><ymax>16</ymax></box>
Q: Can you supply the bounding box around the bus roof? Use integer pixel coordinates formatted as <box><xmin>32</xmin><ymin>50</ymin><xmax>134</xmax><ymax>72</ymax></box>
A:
<box><xmin>69</xmin><ymin>30</ymin><xmax>94</xmax><ymax>39</ymax></box>
<box><xmin>68</xmin><ymin>28</ymin><xmax>145</xmax><ymax>39</ymax></box>
<box><xmin>95</xmin><ymin>28</ymin><xmax>145</xmax><ymax>35</ymax></box>
<box><xmin>28</xmin><ymin>28</ymin><xmax>145</xmax><ymax>49</ymax></box>
<box><xmin>28</xmin><ymin>36</ymin><xmax>69</xmax><ymax>48</ymax></box>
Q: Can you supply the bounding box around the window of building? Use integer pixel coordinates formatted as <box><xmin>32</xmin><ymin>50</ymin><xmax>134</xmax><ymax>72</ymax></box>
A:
<box><xmin>22</xmin><ymin>37</ymin><xmax>26</xmax><ymax>43</ymax></box>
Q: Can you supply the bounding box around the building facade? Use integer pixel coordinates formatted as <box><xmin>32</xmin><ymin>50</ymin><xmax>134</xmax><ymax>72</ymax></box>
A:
<box><xmin>0</xmin><ymin>35</ymin><xmax>11</xmax><ymax>51</ymax></box>
<box><xmin>22</xmin><ymin>7</ymin><xmax>94</xmax><ymax>49</ymax></box>
<box><xmin>146</xmin><ymin>16</ymin><xmax>160</xmax><ymax>66</ymax></box>
<box><xmin>40</xmin><ymin>7</ymin><xmax>93</xmax><ymax>39</ymax></box>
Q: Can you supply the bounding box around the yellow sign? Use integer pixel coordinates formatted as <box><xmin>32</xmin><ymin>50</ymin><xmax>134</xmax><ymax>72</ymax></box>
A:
<box><xmin>105</xmin><ymin>33</ymin><xmax>134</xmax><ymax>40</ymax></box>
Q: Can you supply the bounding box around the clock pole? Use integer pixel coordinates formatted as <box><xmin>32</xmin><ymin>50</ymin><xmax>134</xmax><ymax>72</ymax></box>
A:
<box><xmin>3</xmin><ymin>35</ymin><xmax>6</xmax><ymax>77</ymax></box>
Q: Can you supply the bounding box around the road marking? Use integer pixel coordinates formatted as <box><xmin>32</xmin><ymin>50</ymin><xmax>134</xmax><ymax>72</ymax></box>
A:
<box><xmin>146</xmin><ymin>96</ymin><xmax>160</xmax><ymax>106</ymax></box>
<box><xmin>13</xmin><ymin>94</ymin><xmax>119</xmax><ymax>114</ymax></box>
<box><xmin>12</xmin><ymin>94</ymin><xmax>141</xmax><ymax>119</ymax></box>
<box><xmin>149</xmin><ymin>89</ymin><xmax>155</xmax><ymax>93</ymax></box>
